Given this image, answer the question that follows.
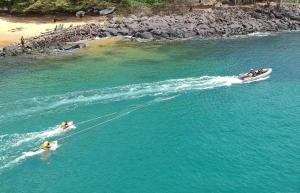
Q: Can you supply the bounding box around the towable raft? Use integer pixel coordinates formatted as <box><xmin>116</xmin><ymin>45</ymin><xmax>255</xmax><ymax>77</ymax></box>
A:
<box><xmin>58</xmin><ymin>121</ymin><xmax>76</xmax><ymax>131</ymax></box>
<box><xmin>238</xmin><ymin>68</ymin><xmax>272</xmax><ymax>81</ymax></box>
<box><xmin>39</xmin><ymin>141</ymin><xmax>58</xmax><ymax>152</ymax></box>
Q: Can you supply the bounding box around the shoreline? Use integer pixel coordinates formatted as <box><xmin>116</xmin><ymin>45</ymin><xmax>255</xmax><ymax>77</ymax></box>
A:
<box><xmin>0</xmin><ymin>15</ymin><xmax>104</xmax><ymax>48</ymax></box>
<box><xmin>1</xmin><ymin>4</ymin><xmax>300</xmax><ymax>58</ymax></box>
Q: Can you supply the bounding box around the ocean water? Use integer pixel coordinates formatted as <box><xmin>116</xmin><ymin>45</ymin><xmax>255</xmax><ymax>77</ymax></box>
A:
<box><xmin>0</xmin><ymin>32</ymin><xmax>299</xmax><ymax>193</ymax></box>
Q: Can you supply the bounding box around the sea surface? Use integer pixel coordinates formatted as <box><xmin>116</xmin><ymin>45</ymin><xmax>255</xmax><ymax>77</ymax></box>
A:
<box><xmin>0</xmin><ymin>32</ymin><xmax>299</xmax><ymax>193</ymax></box>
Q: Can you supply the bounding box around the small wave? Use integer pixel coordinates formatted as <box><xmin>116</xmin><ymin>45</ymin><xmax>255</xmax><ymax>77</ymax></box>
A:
<box><xmin>225</xmin><ymin>32</ymin><xmax>273</xmax><ymax>40</ymax></box>
<box><xmin>247</xmin><ymin>32</ymin><xmax>272</xmax><ymax>37</ymax></box>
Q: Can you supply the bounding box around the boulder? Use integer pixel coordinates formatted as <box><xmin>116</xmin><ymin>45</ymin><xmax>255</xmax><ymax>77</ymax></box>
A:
<box><xmin>214</xmin><ymin>2</ymin><xmax>223</xmax><ymax>8</ymax></box>
<box><xmin>48</xmin><ymin>42</ymin><xmax>63</xmax><ymax>50</ymax></box>
<box><xmin>76</xmin><ymin>11</ymin><xmax>85</xmax><ymax>17</ymax></box>
<box><xmin>62</xmin><ymin>43</ymin><xmax>86</xmax><ymax>51</ymax></box>
<box><xmin>199</xmin><ymin>0</ymin><xmax>218</xmax><ymax>6</ymax></box>
<box><xmin>107</xmin><ymin>28</ymin><xmax>118</xmax><ymax>36</ymax></box>
<box><xmin>230</xmin><ymin>23</ymin><xmax>243</xmax><ymax>30</ymax></box>
<box><xmin>126</xmin><ymin>23</ymin><xmax>140</xmax><ymax>32</ymax></box>
<box><xmin>3</xmin><ymin>45</ymin><xmax>21</xmax><ymax>56</ymax></box>
<box><xmin>99</xmin><ymin>7</ymin><xmax>116</xmax><ymax>16</ymax></box>
<box><xmin>184</xmin><ymin>31</ymin><xmax>197</xmax><ymax>38</ymax></box>
<box><xmin>118</xmin><ymin>28</ymin><xmax>130</xmax><ymax>36</ymax></box>
<box><xmin>0</xmin><ymin>49</ymin><xmax>5</xmax><ymax>57</ymax></box>
<box><xmin>138</xmin><ymin>32</ymin><xmax>153</xmax><ymax>39</ymax></box>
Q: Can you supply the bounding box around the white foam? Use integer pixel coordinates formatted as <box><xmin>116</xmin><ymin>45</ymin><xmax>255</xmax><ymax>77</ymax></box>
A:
<box><xmin>0</xmin><ymin>141</ymin><xmax>59</xmax><ymax>170</ymax></box>
<box><xmin>0</xmin><ymin>123</ymin><xmax>75</xmax><ymax>153</ymax></box>
<box><xmin>0</xmin><ymin>122</ymin><xmax>76</xmax><ymax>171</ymax></box>
<box><xmin>0</xmin><ymin>76</ymin><xmax>243</xmax><ymax>123</ymax></box>
<box><xmin>247</xmin><ymin>32</ymin><xmax>272</xmax><ymax>37</ymax></box>
<box><xmin>242</xmin><ymin>75</ymin><xmax>270</xmax><ymax>84</ymax></box>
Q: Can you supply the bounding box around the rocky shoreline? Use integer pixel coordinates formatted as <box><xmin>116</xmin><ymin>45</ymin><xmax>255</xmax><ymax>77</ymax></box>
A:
<box><xmin>1</xmin><ymin>4</ymin><xmax>300</xmax><ymax>57</ymax></box>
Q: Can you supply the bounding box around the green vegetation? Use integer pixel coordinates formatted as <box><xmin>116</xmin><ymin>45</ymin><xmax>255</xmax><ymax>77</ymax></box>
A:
<box><xmin>2</xmin><ymin>0</ymin><xmax>292</xmax><ymax>14</ymax></box>
<box><xmin>0</xmin><ymin>0</ymin><xmax>171</xmax><ymax>13</ymax></box>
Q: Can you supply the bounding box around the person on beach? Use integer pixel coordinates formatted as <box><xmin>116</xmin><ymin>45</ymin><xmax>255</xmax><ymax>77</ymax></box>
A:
<box><xmin>20</xmin><ymin>36</ymin><xmax>25</xmax><ymax>47</ymax></box>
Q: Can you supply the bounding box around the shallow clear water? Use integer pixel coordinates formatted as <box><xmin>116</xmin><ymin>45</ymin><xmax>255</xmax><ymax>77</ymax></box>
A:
<box><xmin>0</xmin><ymin>32</ymin><xmax>299</xmax><ymax>193</ymax></box>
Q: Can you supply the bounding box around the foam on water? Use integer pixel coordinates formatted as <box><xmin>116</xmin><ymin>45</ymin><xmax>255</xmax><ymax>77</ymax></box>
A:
<box><xmin>0</xmin><ymin>76</ymin><xmax>243</xmax><ymax>123</ymax></box>
<box><xmin>0</xmin><ymin>95</ymin><xmax>181</xmax><ymax>171</ymax></box>
<box><xmin>0</xmin><ymin>141</ymin><xmax>59</xmax><ymax>170</ymax></box>
<box><xmin>242</xmin><ymin>75</ymin><xmax>270</xmax><ymax>84</ymax></box>
<box><xmin>0</xmin><ymin>123</ymin><xmax>75</xmax><ymax>152</ymax></box>
<box><xmin>247</xmin><ymin>32</ymin><xmax>273</xmax><ymax>37</ymax></box>
<box><xmin>0</xmin><ymin>74</ymin><xmax>273</xmax><ymax>171</ymax></box>
<box><xmin>0</xmin><ymin>124</ymin><xmax>75</xmax><ymax>171</ymax></box>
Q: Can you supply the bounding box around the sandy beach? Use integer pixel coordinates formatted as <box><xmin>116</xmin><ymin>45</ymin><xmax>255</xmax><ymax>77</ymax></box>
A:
<box><xmin>0</xmin><ymin>16</ymin><xmax>102</xmax><ymax>48</ymax></box>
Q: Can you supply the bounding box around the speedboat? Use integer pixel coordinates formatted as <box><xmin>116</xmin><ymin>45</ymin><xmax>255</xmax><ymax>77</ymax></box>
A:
<box><xmin>238</xmin><ymin>68</ymin><xmax>272</xmax><ymax>81</ymax></box>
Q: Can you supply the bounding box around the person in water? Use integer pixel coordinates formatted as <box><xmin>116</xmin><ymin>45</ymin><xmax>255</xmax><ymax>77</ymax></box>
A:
<box><xmin>41</xmin><ymin>141</ymin><xmax>51</xmax><ymax>150</ymax></box>
<box><xmin>60</xmin><ymin>121</ymin><xmax>69</xmax><ymax>129</ymax></box>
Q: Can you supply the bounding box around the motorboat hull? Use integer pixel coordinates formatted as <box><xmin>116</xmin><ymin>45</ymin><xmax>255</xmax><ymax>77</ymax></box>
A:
<box><xmin>239</xmin><ymin>68</ymin><xmax>272</xmax><ymax>81</ymax></box>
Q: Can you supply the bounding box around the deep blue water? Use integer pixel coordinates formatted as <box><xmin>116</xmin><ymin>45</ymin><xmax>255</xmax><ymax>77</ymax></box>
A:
<box><xmin>0</xmin><ymin>32</ymin><xmax>299</xmax><ymax>193</ymax></box>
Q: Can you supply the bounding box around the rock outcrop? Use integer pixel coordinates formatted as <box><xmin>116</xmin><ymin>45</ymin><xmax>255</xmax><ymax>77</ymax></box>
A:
<box><xmin>1</xmin><ymin>4</ymin><xmax>300</xmax><ymax>57</ymax></box>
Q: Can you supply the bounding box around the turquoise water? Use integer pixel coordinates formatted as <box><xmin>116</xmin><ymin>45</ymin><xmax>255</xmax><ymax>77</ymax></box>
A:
<box><xmin>0</xmin><ymin>32</ymin><xmax>300</xmax><ymax>193</ymax></box>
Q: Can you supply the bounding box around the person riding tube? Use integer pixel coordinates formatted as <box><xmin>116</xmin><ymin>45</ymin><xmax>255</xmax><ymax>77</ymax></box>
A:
<box><xmin>41</xmin><ymin>141</ymin><xmax>51</xmax><ymax>150</ymax></box>
<box><xmin>60</xmin><ymin>121</ymin><xmax>69</xmax><ymax>129</ymax></box>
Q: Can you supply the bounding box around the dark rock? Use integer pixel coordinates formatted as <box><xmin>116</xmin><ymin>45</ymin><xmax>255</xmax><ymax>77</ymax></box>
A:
<box><xmin>99</xmin><ymin>7</ymin><xmax>116</xmax><ymax>16</ymax></box>
<box><xmin>138</xmin><ymin>32</ymin><xmax>153</xmax><ymax>39</ymax></box>
<box><xmin>0</xmin><ymin>49</ymin><xmax>5</xmax><ymax>57</ymax></box>
<box><xmin>103</xmin><ymin>32</ymin><xmax>111</xmax><ymax>37</ymax></box>
<box><xmin>126</xmin><ymin>23</ymin><xmax>140</xmax><ymax>32</ymax></box>
<box><xmin>76</xmin><ymin>11</ymin><xmax>85</xmax><ymax>17</ymax></box>
<box><xmin>161</xmin><ymin>29</ymin><xmax>171</xmax><ymax>38</ymax></box>
<box><xmin>230</xmin><ymin>23</ymin><xmax>243</xmax><ymax>30</ymax></box>
<box><xmin>184</xmin><ymin>31</ymin><xmax>197</xmax><ymax>38</ymax></box>
<box><xmin>107</xmin><ymin>28</ymin><xmax>118</xmax><ymax>36</ymax></box>
<box><xmin>3</xmin><ymin>45</ymin><xmax>21</xmax><ymax>56</ymax></box>
<box><xmin>3</xmin><ymin>4</ymin><xmax>300</xmax><ymax>57</ymax></box>
<box><xmin>62</xmin><ymin>43</ymin><xmax>86</xmax><ymax>51</ymax></box>
<box><xmin>118</xmin><ymin>28</ymin><xmax>129</xmax><ymax>36</ymax></box>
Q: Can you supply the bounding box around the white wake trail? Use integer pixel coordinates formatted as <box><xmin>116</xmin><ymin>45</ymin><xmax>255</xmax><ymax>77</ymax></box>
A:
<box><xmin>0</xmin><ymin>76</ymin><xmax>242</xmax><ymax>123</ymax></box>
<box><xmin>0</xmin><ymin>124</ymin><xmax>75</xmax><ymax>171</ymax></box>
<box><xmin>0</xmin><ymin>95</ymin><xmax>176</xmax><ymax>171</ymax></box>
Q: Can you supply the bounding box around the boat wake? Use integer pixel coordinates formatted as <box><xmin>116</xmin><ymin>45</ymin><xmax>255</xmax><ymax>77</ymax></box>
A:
<box><xmin>0</xmin><ymin>96</ymin><xmax>175</xmax><ymax>171</ymax></box>
<box><xmin>242</xmin><ymin>75</ymin><xmax>270</xmax><ymax>83</ymax></box>
<box><xmin>0</xmin><ymin>72</ymin><xmax>271</xmax><ymax>171</ymax></box>
<box><xmin>0</xmin><ymin>125</ymin><xmax>74</xmax><ymax>171</ymax></box>
<box><xmin>0</xmin><ymin>141</ymin><xmax>59</xmax><ymax>171</ymax></box>
<box><xmin>0</xmin><ymin>76</ymin><xmax>242</xmax><ymax>123</ymax></box>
